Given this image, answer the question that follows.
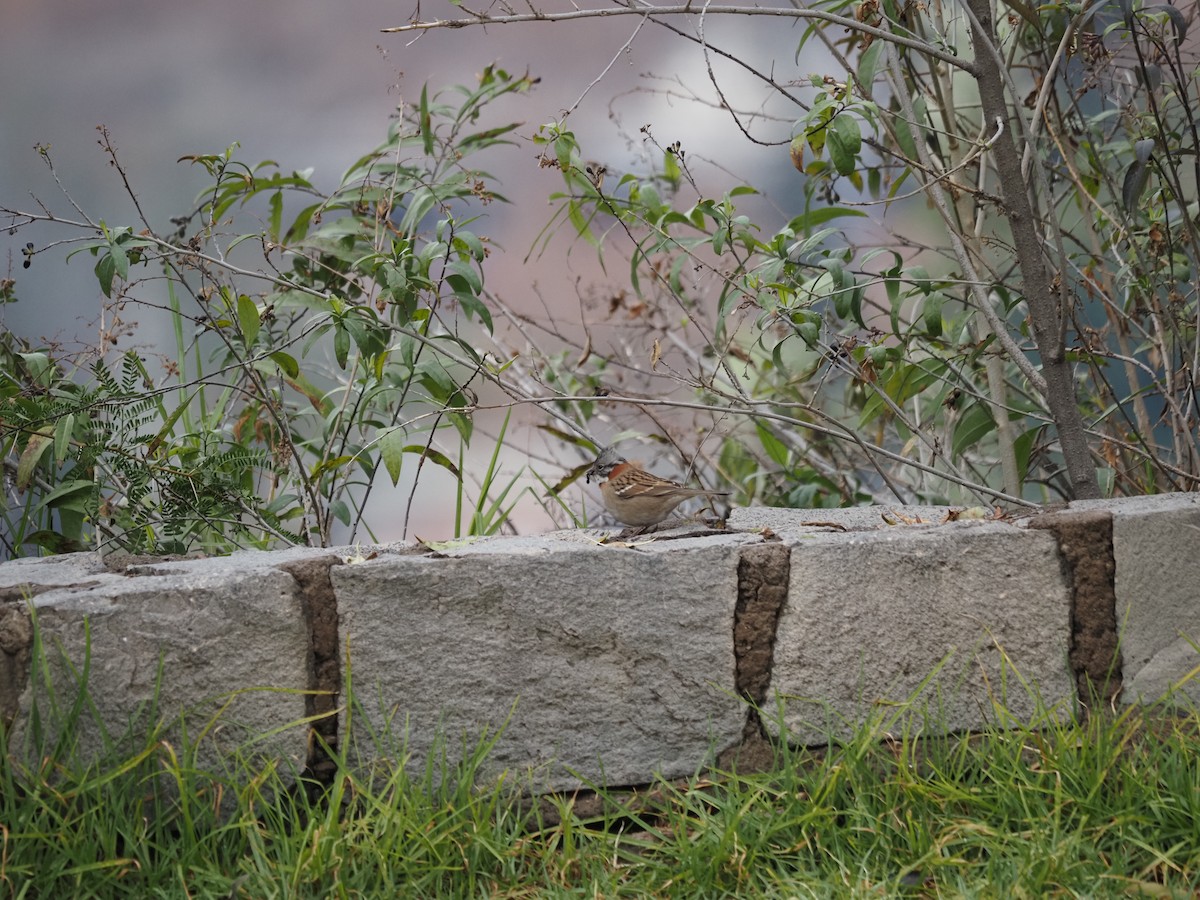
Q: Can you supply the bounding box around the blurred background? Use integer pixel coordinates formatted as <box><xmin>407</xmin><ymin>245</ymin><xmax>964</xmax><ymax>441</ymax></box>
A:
<box><xmin>1</xmin><ymin>0</ymin><xmax>823</xmax><ymax>542</ymax></box>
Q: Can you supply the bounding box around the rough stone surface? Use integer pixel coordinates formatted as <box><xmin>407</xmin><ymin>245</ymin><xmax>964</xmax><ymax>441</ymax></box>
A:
<box><xmin>766</xmin><ymin>522</ymin><xmax>1075</xmax><ymax>745</ymax></box>
<box><xmin>1027</xmin><ymin>509</ymin><xmax>1120</xmax><ymax>707</ymax></box>
<box><xmin>1071</xmin><ymin>493</ymin><xmax>1200</xmax><ymax>704</ymax></box>
<box><xmin>6</xmin><ymin>555</ymin><xmax>312</xmax><ymax>774</ymax></box>
<box><xmin>426</xmin><ymin>526</ymin><xmax>759</xmax><ymax>556</ymax></box>
<box><xmin>333</xmin><ymin>539</ymin><xmax>745</xmax><ymax>791</ymax></box>
<box><xmin>729</xmin><ymin>504</ymin><xmax>963</xmax><ymax>535</ymax></box>
<box><xmin>0</xmin><ymin>494</ymin><xmax>1195</xmax><ymax>791</ymax></box>
<box><xmin>0</xmin><ymin>552</ymin><xmax>115</xmax><ymax>601</ymax></box>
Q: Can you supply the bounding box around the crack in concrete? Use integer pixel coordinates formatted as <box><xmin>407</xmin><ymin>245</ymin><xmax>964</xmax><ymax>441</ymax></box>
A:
<box><xmin>1029</xmin><ymin>509</ymin><xmax>1122</xmax><ymax>711</ymax></box>
<box><xmin>279</xmin><ymin>556</ymin><xmax>344</xmax><ymax>785</ymax></box>
<box><xmin>0</xmin><ymin>604</ymin><xmax>33</xmax><ymax>731</ymax></box>
<box><xmin>719</xmin><ymin>542</ymin><xmax>791</xmax><ymax>771</ymax></box>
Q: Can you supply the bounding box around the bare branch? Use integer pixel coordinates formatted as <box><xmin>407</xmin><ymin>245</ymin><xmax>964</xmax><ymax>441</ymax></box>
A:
<box><xmin>382</xmin><ymin>2</ymin><xmax>977</xmax><ymax>74</ymax></box>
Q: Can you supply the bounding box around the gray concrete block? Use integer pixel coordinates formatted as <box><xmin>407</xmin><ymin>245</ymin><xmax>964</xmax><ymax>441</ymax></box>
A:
<box><xmin>5</xmin><ymin>557</ymin><xmax>311</xmax><ymax>775</ymax></box>
<box><xmin>767</xmin><ymin>522</ymin><xmax>1074</xmax><ymax>745</ymax></box>
<box><xmin>1071</xmin><ymin>494</ymin><xmax>1200</xmax><ymax>704</ymax></box>
<box><xmin>333</xmin><ymin>541</ymin><xmax>745</xmax><ymax>791</ymax></box>
<box><xmin>729</xmin><ymin>504</ymin><xmax>964</xmax><ymax>535</ymax></box>
<box><xmin>413</xmin><ymin>526</ymin><xmax>759</xmax><ymax>557</ymax></box>
<box><xmin>0</xmin><ymin>552</ymin><xmax>116</xmax><ymax>598</ymax></box>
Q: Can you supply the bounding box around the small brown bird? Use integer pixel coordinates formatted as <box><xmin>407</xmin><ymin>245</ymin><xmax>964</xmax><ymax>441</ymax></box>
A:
<box><xmin>586</xmin><ymin>447</ymin><xmax>729</xmax><ymax>528</ymax></box>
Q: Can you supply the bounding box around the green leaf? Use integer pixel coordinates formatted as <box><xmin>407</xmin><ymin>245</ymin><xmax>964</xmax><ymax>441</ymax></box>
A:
<box><xmin>110</xmin><ymin>239</ymin><xmax>130</xmax><ymax>282</ymax></box>
<box><xmin>893</xmin><ymin>114</ymin><xmax>918</xmax><ymax>161</ymax></box>
<box><xmin>419</xmin><ymin>84</ymin><xmax>434</xmax><ymax>156</ymax></box>
<box><xmin>1122</xmin><ymin>138</ymin><xmax>1155</xmax><ymax>212</ymax></box>
<box><xmin>38</xmin><ymin>478</ymin><xmax>96</xmax><ymax>512</ymax></box>
<box><xmin>796</xmin><ymin>320</ymin><xmax>820</xmax><ymax>348</ymax></box>
<box><xmin>17</xmin><ymin>428</ymin><xmax>54</xmax><ymax>490</ymax></box>
<box><xmin>23</xmin><ymin>530</ymin><xmax>84</xmax><ymax>554</ymax></box>
<box><xmin>755</xmin><ymin>422</ymin><xmax>791</xmax><ymax>468</ymax></box>
<box><xmin>18</xmin><ymin>352</ymin><xmax>53</xmax><ymax>386</ymax></box>
<box><xmin>1013</xmin><ymin>425</ymin><xmax>1043</xmax><ymax>483</ymax></box>
<box><xmin>635</xmin><ymin>183</ymin><xmax>662</xmax><ymax>215</ymax></box>
<box><xmin>823</xmin><ymin>260</ymin><xmax>851</xmax><ymax>318</ymax></box>
<box><xmin>712</xmin><ymin>226</ymin><xmax>727</xmax><ymax>256</ymax></box>
<box><xmin>858</xmin><ymin>40</ymin><xmax>884</xmax><ymax>86</ymax></box>
<box><xmin>269</xmin><ymin>351</ymin><xmax>299</xmax><ymax>378</ymax></box>
<box><xmin>859</xmin><ymin>361</ymin><xmax>947</xmax><ymax>428</ymax></box>
<box><xmin>922</xmin><ymin>291</ymin><xmax>946</xmax><ymax>337</ymax></box>
<box><xmin>785</xmin><ymin>207</ymin><xmax>867</xmax><ymax>233</ymax></box>
<box><xmin>806</xmin><ymin>103</ymin><xmax>834</xmax><ymax>156</ymax></box>
<box><xmin>146</xmin><ymin>392</ymin><xmax>196</xmax><ymax>458</ymax></box>
<box><xmin>952</xmin><ymin>403</ymin><xmax>996</xmax><ymax>457</ymax></box>
<box><xmin>567</xmin><ymin>199</ymin><xmax>597</xmax><ymax>244</ymax></box>
<box><xmin>333</xmin><ymin>324</ymin><xmax>350</xmax><ymax>369</ymax></box>
<box><xmin>887</xmin><ymin>168</ymin><xmax>912</xmax><ymax>201</ymax></box>
<box><xmin>268</xmin><ymin>190</ymin><xmax>283</xmax><ymax>242</ymax></box>
<box><xmin>907</xmin><ymin>265</ymin><xmax>932</xmax><ymax>294</ymax></box>
<box><xmin>378</xmin><ymin>427</ymin><xmax>406</xmax><ymax>486</ymax></box>
<box><xmin>455</xmin><ymin>291</ymin><xmax>494</xmax><ymax>331</ymax></box>
<box><xmin>312</xmin><ymin>455</ymin><xmax>354</xmax><ymax>479</ymax></box>
<box><xmin>330</xmin><ymin>500</ymin><xmax>352</xmax><ymax>527</ymax></box>
<box><xmin>95</xmin><ymin>253</ymin><xmax>116</xmax><ymax>297</ymax></box>
<box><xmin>663</xmin><ymin>148</ymin><xmax>682</xmax><ymax>186</ymax></box>
<box><xmin>403</xmin><ymin>443</ymin><xmax>461</xmax><ymax>478</ymax></box>
<box><xmin>848</xmin><ymin>286</ymin><xmax>866</xmax><ymax>329</ymax></box>
<box><xmin>53</xmin><ymin>413</ymin><xmax>75</xmax><ymax>463</ymax></box>
<box><xmin>446</xmin><ymin>258</ymin><xmax>483</xmax><ymax>294</ymax></box>
<box><xmin>449</xmin><ymin>411</ymin><xmax>473</xmax><ymax>444</ymax></box>
<box><xmin>343</xmin><ymin>312</ymin><xmax>388</xmax><ymax>362</ymax></box>
<box><xmin>237</xmin><ymin>293</ymin><xmax>261</xmax><ymax>345</ymax></box>
<box><xmin>400</xmin><ymin>187</ymin><xmax>438</xmax><ymax>235</ymax></box>
<box><xmin>831</xmin><ymin>115</ymin><xmax>862</xmax><ymax>161</ymax></box>
<box><xmin>285</xmin><ymin>202</ymin><xmax>321</xmax><ymax>243</ymax></box>
<box><xmin>552</xmin><ymin>130</ymin><xmax>576</xmax><ymax>170</ymax></box>
<box><xmin>867</xmin><ymin>167</ymin><xmax>881</xmax><ymax>198</ymax></box>
<box><xmin>456</xmin><ymin>230</ymin><xmax>486</xmax><ymax>262</ymax></box>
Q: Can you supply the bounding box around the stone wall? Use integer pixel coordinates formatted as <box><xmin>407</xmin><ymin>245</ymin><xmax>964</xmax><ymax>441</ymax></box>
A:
<box><xmin>1</xmin><ymin>494</ymin><xmax>1197</xmax><ymax>791</ymax></box>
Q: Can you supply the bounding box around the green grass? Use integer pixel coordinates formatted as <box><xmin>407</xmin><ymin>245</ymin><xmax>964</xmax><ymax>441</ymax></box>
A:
<box><xmin>4</xmin><ymin>678</ymin><xmax>1200</xmax><ymax>897</ymax></box>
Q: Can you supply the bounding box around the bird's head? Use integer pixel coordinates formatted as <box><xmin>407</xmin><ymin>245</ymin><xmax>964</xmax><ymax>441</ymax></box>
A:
<box><xmin>586</xmin><ymin>446</ymin><xmax>627</xmax><ymax>484</ymax></box>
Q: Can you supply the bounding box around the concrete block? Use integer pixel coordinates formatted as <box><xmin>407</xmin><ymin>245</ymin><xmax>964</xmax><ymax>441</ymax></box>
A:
<box><xmin>0</xmin><ymin>552</ymin><xmax>116</xmax><ymax>599</ymax></box>
<box><xmin>333</xmin><ymin>540</ymin><xmax>745</xmax><ymax>791</ymax></box>
<box><xmin>3</xmin><ymin>556</ymin><xmax>312</xmax><ymax>775</ymax></box>
<box><xmin>767</xmin><ymin>522</ymin><xmax>1074</xmax><ymax>745</ymax></box>
<box><xmin>729</xmin><ymin>504</ymin><xmax>965</xmax><ymax>535</ymax></box>
<box><xmin>1</xmin><ymin>493</ymin><xmax>1191</xmax><ymax>791</ymax></box>
<box><xmin>1071</xmin><ymin>494</ymin><xmax>1200</xmax><ymax>704</ymax></box>
<box><xmin>411</xmin><ymin>526</ymin><xmax>760</xmax><ymax>557</ymax></box>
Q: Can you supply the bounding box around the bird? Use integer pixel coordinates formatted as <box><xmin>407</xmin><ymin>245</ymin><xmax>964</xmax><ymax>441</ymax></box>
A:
<box><xmin>586</xmin><ymin>447</ymin><xmax>730</xmax><ymax>528</ymax></box>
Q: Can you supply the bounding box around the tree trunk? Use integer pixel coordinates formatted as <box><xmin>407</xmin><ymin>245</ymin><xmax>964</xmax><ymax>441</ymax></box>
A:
<box><xmin>966</xmin><ymin>0</ymin><xmax>1101</xmax><ymax>500</ymax></box>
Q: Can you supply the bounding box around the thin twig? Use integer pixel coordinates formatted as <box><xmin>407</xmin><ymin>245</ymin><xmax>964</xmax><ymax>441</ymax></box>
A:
<box><xmin>381</xmin><ymin>3</ymin><xmax>977</xmax><ymax>74</ymax></box>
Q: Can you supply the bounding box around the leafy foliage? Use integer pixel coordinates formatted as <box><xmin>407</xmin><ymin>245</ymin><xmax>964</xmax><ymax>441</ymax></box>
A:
<box><xmin>6</xmin><ymin>0</ymin><xmax>1200</xmax><ymax>558</ymax></box>
<box><xmin>2</xmin><ymin>67</ymin><xmax>536</xmax><ymax>558</ymax></box>
<box><xmin>517</xmin><ymin>0</ymin><xmax>1200</xmax><ymax>507</ymax></box>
